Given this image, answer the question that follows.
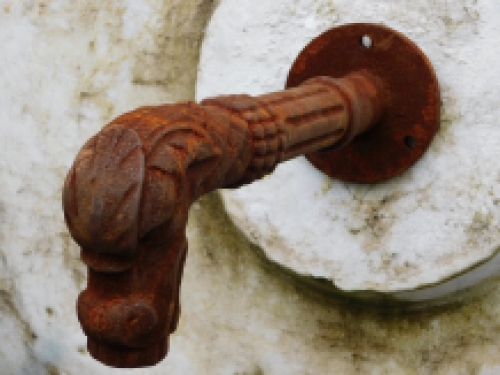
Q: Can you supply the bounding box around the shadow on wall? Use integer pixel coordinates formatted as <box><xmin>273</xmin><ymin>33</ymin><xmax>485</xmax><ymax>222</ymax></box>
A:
<box><xmin>131</xmin><ymin>0</ymin><xmax>221</xmax><ymax>102</ymax></box>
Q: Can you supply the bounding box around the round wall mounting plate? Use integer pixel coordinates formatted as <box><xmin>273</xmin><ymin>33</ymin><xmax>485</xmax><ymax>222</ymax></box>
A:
<box><xmin>286</xmin><ymin>23</ymin><xmax>440</xmax><ymax>183</ymax></box>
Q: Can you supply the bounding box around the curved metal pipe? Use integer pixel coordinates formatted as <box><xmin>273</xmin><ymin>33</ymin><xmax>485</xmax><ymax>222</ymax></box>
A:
<box><xmin>62</xmin><ymin>70</ymin><xmax>384</xmax><ymax>367</ymax></box>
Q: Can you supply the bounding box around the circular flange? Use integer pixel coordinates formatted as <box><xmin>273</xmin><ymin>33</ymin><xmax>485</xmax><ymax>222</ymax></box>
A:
<box><xmin>286</xmin><ymin>23</ymin><xmax>440</xmax><ymax>183</ymax></box>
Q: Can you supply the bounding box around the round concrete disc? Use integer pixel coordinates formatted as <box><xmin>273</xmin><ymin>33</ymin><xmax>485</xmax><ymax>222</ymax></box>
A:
<box><xmin>197</xmin><ymin>0</ymin><xmax>500</xmax><ymax>303</ymax></box>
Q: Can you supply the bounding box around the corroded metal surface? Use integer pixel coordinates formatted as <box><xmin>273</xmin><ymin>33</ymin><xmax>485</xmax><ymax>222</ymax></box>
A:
<box><xmin>62</xmin><ymin>70</ymin><xmax>384</xmax><ymax>368</ymax></box>
<box><xmin>62</xmin><ymin>24</ymin><xmax>440</xmax><ymax>368</ymax></box>
<box><xmin>287</xmin><ymin>23</ymin><xmax>440</xmax><ymax>183</ymax></box>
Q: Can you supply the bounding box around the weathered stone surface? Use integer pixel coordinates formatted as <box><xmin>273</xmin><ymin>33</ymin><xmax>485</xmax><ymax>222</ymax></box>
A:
<box><xmin>0</xmin><ymin>0</ymin><xmax>217</xmax><ymax>373</ymax></box>
<box><xmin>3</xmin><ymin>0</ymin><xmax>500</xmax><ymax>374</ymax></box>
<box><xmin>198</xmin><ymin>0</ymin><xmax>500</xmax><ymax>297</ymax></box>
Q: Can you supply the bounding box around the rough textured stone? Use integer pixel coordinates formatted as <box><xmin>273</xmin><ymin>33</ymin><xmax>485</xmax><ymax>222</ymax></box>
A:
<box><xmin>0</xmin><ymin>0</ymin><xmax>217</xmax><ymax>373</ymax></box>
<box><xmin>3</xmin><ymin>0</ymin><xmax>500</xmax><ymax>374</ymax></box>
<box><xmin>198</xmin><ymin>0</ymin><xmax>500</xmax><ymax>296</ymax></box>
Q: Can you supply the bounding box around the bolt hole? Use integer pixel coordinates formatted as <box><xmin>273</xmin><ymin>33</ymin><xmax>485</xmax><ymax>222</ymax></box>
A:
<box><xmin>78</xmin><ymin>346</ymin><xmax>87</xmax><ymax>355</ymax></box>
<box><xmin>360</xmin><ymin>35</ymin><xmax>372</xmax><ymax>48</ymax></box>
<box><xmin>404</xmin><ymin>136</ymin><xmax>417</xmax><ymax>149</ymax></box>
<box><xmin>127</xmin><ymin>314</ymin><xmax>140</xmax><ymax>325</ymax></box>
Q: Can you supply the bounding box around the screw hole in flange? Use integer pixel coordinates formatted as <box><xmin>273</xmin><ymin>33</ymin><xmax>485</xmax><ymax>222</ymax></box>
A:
<box><xmin>292</xmin><ymin>24</ymin><xmax>440</xmax><ymax>183</ymax></box>
<box><xmin>404</xmin><ymin>136</ymin><xmax>417</xmax><ymax>149</ymax></box>
<box><xmin>360</xmin><ymin>35</ymin><xmax>372</xmax><ymax>48</ymax></box>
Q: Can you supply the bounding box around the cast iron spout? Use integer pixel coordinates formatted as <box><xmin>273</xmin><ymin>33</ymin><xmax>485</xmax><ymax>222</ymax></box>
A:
<box><xmin>62</xmin><ymin>70</ymin><xmax>385</xmax><ymax>367</ymax></box>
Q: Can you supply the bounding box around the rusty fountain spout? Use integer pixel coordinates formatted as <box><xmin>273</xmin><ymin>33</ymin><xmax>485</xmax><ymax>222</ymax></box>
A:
<box><xmin>62</xmin><ymin>70</ymin><xmax>384</xmax><ymax>367</ymax></box>
<box><xmin>62</xmin><ymin>24</ymin><xmax>439</xmax><ymax>368</ymax></box>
